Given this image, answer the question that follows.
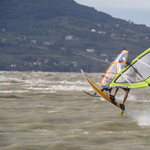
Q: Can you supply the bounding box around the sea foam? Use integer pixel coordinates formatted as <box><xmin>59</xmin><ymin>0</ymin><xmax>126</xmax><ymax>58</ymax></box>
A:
<box><xmin>136</xmin><ymin>111</ymin><xmax>150</xmax><ymax>127</ymax></box>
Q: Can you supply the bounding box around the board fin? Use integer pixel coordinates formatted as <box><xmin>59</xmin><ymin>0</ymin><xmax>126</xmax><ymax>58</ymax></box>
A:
<box><xmin>121</xmin><ymin>111</ymin><xmax>124</xmax><ymax>117</ymax></box>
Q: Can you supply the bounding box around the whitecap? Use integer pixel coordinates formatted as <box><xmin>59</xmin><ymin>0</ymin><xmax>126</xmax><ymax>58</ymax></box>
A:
<box><xmin>0</xmin><ymin>76</ymin><xmax>23</xmax><ymax>83</ymax></box>
<box><xmin>0</xmin><ymin>90</ymin><xmax>29</xmax><ymax>93</ymax></box>
<box><xmin>48</xmin><ymin>85</ymin><xmax>93</xmax><ymax>91</ymax></box>
<box><xmin>135</xmin><ymin>111</ymin><xmax>150</xmax><ymax>127</ymax></box>
<box><xmin>47</xmin><ymin>111</ymin><xmax>58</xmax><ymax>113</ymax></box>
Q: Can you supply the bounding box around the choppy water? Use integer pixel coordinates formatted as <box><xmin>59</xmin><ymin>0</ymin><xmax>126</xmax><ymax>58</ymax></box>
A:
<box><xmin>0</xmin><ymin>71</ymin><xmax>150</xmax><ymax>150</ymax></box>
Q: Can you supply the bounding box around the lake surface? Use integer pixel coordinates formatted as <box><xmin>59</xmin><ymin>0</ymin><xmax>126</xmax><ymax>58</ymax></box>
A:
<box><xmin>0</xmin><ymin>71</ymin><xmax>150</xmax><ymax>150</ymax></box>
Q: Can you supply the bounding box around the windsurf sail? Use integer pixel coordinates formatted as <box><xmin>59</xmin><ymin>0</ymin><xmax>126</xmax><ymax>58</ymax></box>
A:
<box><xmin>109</xmin><ymin>48</ymin><xmax>150</xmax><ymax>89</ymax></box>
<box><xmin>99</xmin><ymin>50</ymin><xmax>129</xmax><ymax>88</ymax></box>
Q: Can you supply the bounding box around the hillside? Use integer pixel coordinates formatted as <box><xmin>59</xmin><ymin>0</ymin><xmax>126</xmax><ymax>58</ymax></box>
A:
<box><xmin>0</xmin><ymin>0</ymin><xmax>112</xmax><ymax>21</ymax></box>
<box><xmin>0</xmin><ymin>0</ymin><xmax>150</xmax><ymax>72</ymax></box>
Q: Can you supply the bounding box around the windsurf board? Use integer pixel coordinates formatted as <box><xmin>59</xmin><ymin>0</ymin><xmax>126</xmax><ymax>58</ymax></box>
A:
<box><xmin>81</xmin><ymin>69</ymin><xmax>124</xmax><ymax>116</ymax></box>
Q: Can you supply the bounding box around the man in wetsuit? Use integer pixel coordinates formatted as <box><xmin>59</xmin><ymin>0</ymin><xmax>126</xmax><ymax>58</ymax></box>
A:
<box><xmin>109</xmin><ymin>62</ymin><xmax>133</xmax><ymax>110</ymax></box>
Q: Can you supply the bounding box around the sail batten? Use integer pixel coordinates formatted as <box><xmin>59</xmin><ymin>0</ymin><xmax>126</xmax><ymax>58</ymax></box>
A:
<box><xmin>120</xmin><ymin>73</ymin><xmax>135</xmax><ymax>88</ymax></box>
<box><xmin>137</xmin><ymin>59</ymin><xmax>150</xmax><ymax>68</ymax></box>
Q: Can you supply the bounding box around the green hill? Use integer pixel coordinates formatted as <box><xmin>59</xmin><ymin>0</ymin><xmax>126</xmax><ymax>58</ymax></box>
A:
<box><xmin>0</xmin><ymin>0</ymin><xmax>150</xmax><ymax>72</ymax></box>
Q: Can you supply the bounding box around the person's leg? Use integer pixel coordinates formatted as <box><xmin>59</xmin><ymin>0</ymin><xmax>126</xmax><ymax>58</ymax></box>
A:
<box><xmin>108</xmin><ymin>87</ymin><xmax>112</xmax><ymax>94</ymax></box>
<box><xmin>113</xmin><ymin>88</ymin><xmax>119</xmax><ymax>97</ymax></box>
<box><xmin>110</xmin><ymin>88</ymin><xmax>119</xmax><ymax>101</ymax></box>
<box><xmin>122</xmin><ymin>90</ymin><xmax>129</xmax><ymax>104</ymax></box>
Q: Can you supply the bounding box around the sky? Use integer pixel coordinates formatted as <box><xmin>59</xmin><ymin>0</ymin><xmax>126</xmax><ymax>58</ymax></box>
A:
<box><xmin>74</xmin><ymin>0</ymin><xmax>150</xmax><ymax>27</ymax></box>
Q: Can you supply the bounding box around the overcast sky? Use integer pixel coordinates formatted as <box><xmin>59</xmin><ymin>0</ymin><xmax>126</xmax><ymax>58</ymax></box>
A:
<box><xmin>74</xmin><ymin>0</ymin><xmax>150</xmax><ymax>27</ymax></box>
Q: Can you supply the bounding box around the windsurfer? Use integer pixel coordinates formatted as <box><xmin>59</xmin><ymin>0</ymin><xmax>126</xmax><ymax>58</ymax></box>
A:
<box><xmin>109</xmin><ymin>62</ymin><xmax>138</xmax><ymax>110</ymax></box>
<box><xmin>95</xmin><ymin>76</ymin><xmax>113</xmax><ymax>95</ymax></box>
<box><xmin>101</xmin><ymin>76</ymin><xmax>113</xmax><ymax>94</ymax></box>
